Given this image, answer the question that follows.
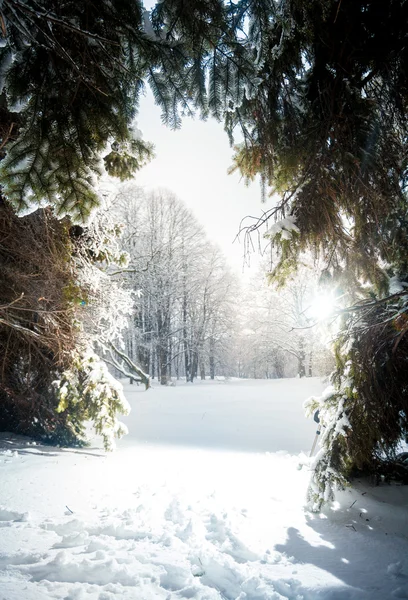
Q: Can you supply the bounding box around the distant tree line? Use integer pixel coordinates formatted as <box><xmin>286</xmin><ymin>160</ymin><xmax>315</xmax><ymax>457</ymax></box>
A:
<box><xmin>115</xmin><ymin>186</ymin><xmax>332</xmax><ymax>384</ymax></box>
<box><xmin>116</xmin><ymin>187</ymin><xmax>239</xmax><ymax>384</ymax></box>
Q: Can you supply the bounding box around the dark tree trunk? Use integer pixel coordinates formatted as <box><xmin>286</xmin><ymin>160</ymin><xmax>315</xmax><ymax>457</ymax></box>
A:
<box><xmin>184</xmin><ymin>343</ymin><xmax>190</xmax><ymax>382</ymax></box>
<box><xmin>271</xmin><ymin>348</ymin><xmax>285</xmax><ymax>379</ymax></box>
<box><xmin>175</xmin><ymin>345</ymin><xmax>180</xmax><ymax>380</ymax></box>
<box><xmin>168</xmin><ymin>340</ymin><xmax>172</xmax><ymax>381</ymax></box>
<box><xmin>190</xmin><ymin>351</ymin><xmax>198</xmax><ymax>382</ymax></box>
<box><xmin>209</xmin><ymin>337</ymin><xmax>215</xmax><ymax>379</ymax></box>
<box><xmin>298</xmin><ymin>337</ymin><xmax>306</xmax><ymax>378</ymax></box>
<box><xmin>159</xmin><ymin>346</ymin><xmax>168</xmax><ymax>385</ymax></box>
<box><xmin>182</xmin><ymin>291</ymin><xmax>191</xmax><ymax>382</ymax></box>
<box><xmin>200</xmin><ymin>360</ymin><xmax>206</xmax><ymax>380</ymax></box>
<box><xmin>151</xmin><ymin>348</ymin><xmax>155</xmax><ymax>381</ymax></box>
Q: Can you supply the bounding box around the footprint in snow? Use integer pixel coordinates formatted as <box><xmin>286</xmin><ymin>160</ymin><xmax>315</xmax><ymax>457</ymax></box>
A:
<box><xmin>204</xmin><ymin>513</ymin><xmax>259</xmax><ymax>563</ymax></box>
<box><xmin>0</xmin><ymin>506</ymin><xmax>29</xmax><ymax>522</ymax></box>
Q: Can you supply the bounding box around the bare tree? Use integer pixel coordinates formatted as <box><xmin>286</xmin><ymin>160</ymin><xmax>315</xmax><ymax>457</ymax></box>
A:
<box><xmin>115</xmin><ymin>186</ymin><xmax>239</xmax><ymax>384</ymax></box>
<box><xmin>233</xmin><ymin>265</ymin><xmax>332</xmax><ymax>379</ymax></box>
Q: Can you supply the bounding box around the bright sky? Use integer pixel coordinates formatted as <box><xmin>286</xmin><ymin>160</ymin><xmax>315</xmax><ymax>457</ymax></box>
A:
<box><xmin>135</xmin><ymin>90</ymin><xmax>271</xmax><ymax>275</ymax></box>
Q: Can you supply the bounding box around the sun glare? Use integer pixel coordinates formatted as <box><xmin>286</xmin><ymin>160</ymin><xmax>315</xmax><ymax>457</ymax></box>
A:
<box><xmin>309</xmin><ymin>293</ymin><xmax>336</xmax><ymax>321</ymax></box>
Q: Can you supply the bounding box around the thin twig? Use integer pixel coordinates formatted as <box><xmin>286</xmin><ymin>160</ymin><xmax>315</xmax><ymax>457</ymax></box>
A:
<box><xmin>5</xmin><ymin>0</ymin><xmax>121</xmax><ymax>46</ymax></box>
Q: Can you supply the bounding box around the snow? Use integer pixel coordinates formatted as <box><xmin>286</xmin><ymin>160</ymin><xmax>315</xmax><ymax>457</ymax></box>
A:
<box><xmin>1</xmin><ymin>377</ymin><xmax>408</xmax><ymax>599</ymax></box>
<box><xmin>265</xmin><ymin>217</ymin><xmax>300</xmax><ymax>240</ymax></box>
<box><xmin>388</xmin><ymin>276</ymin><xmax>408</xmax><ymax>295</ymax></box>
<box><xmin>142</xmin><ymin>10</ymin><xmax>163</xmax><ymax>42</ymax></box>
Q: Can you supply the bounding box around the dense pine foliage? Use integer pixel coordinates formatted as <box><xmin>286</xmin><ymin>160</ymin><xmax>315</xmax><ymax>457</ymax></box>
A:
<box><xmin>0</xmin><ymin>200</ymin><xmax>134</xmax><ymax>448</ymax></box>
<box><xmin>0</xmin><ymin>0</ymin><xmax>154</xmax><ymax>219</ymax></box>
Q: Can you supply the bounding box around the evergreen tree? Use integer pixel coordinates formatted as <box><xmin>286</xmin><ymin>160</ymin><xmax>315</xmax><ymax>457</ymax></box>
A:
<box><xmin>0</xmin><ymin>0</ymin><xmax>153</xmax><ymax>218</ymax></box>
<box><xmin>0</xmin><ymin>197</ymin><xmax>143</xmax><ymax>448</ymax></box>
<box><xmin>216</xmin><ymin>0</ymin><xmax>408</xmax><ymax>505</ymax></box>
<box><xmin>147</xmin><ymin>0</ymin><xmax>408</xmax><ymax>499</ymax></box>
<box><xmin>225</xmin><ymin>0</ymin><xmax>408</xmax><ymax>288</ymax></box>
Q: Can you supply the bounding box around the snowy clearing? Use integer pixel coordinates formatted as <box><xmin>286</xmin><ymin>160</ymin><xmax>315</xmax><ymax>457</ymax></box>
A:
<box><xmin>1</xmin><ymin>377</ymin><xmax>408</xmax><ymax>600</ymax></box>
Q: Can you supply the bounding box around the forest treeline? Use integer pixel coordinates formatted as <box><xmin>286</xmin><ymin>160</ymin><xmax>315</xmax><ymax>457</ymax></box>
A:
<box><xmin>115</xmin><ymin>187</ymin><xmax>332</xmax><ymax>385</ymax></box>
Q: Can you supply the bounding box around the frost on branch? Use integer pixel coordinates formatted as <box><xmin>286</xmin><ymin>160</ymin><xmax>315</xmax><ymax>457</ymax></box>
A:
<box><xmin>264</xmin><ymin>216</ymin><xmax>300</xmax><ymax>241</ymax></box>
<box><xmin>0</xmin><ymin>196</ymin><xmax>146</xmax><ymax>449</ymax></box>
<box><xmin>54</xmin><ymin>349</ymin><xmax>130</xmax><ymax>451</ymax></box>
<box><xmin>305</xmin><ymin>289</ymin><xmax>408</xmax><ymax>510</ymax></box>
<box><xmin>64</xmin><ymin>201</ymin><xmax>150</xmax><ymax>447</ymax></box>
<box><xmin>304</xmin><ymin>384</ymin><xmax>352</xmax><ymax>511</ymax></box>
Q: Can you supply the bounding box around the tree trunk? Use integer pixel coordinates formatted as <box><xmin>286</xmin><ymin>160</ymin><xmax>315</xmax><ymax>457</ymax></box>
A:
<box><xmin>175</xmin><ymin>346</ymin><xmax>180</xmax><ymax>380</ymax></box>
<box><xmin>298</xmin><ymin>337</ymin><xmax>306</xmax><ymax>378</ymax></box>
<box><xmin>182</xmin><ymin>293</ymin><xmax>191</xmax><ymax>382</ymax></box>
<box><xmin>159</xmin><ymin>345</ymin><xmax>168</xmax><ymax>385</ymax></box>
<box><xmin>190</xmin><ymin>351</ymin><xmax>198</xmax><ymax>382</ymax></box>
<box><xmin>168</xmin><ymin>340</ymin><xmax>172</xmax><ymax>381</ymax></box>
<box><xmin>184</xmin><ymin>343</ymin><xmax>190</xmax><ymax>382</ymax></box>
<box><xmin>274</xmin><ymin>357</ymin><xmax>284</xmax><ymax>379</ymax></box>
<box><xmin>180</xmin><ymin>250</ymin><xmax>192</xmax><ymax>383</ymax></box>
<box><xmin>209</xmin><ymin>337</ymin><xmax>215</xmax><ymax>379</ymax></box>
<box><xmin>137</xmin><ymin>345</ymin><xmax>150</xmax><ymax>378</ymax></box>
<box><xmin>308</xmin><ymin>350</ymin><xmax>313</xmax><ymax>377</ymax></box>
<box><xmin>151</xmin><ymin>348</ymin><xmax>155</xmax><ymax>381</ymax></box>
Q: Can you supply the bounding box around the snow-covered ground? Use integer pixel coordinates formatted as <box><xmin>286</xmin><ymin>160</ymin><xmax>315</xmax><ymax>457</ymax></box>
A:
<box><xmin>1</xmin><ymin>377</ymin><xmax>408</xmax><ymax>600</ymax></box>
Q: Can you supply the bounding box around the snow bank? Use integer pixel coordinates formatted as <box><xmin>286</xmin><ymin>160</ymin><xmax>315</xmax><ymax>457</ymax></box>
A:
<box><xmin>1</xmin><ymin>378</ymin><xmax>408</xmax><ymax>599</ymax></box>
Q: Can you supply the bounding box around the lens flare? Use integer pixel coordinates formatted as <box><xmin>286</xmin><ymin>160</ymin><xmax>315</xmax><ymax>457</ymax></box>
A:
<box><xmin>309</xmin><ymin>293</ymin><xmax>336</xmax><ymax>320</ymax></box>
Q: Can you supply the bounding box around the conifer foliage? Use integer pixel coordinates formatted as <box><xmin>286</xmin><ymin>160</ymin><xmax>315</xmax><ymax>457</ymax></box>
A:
<box><xmin>0</xmin><ymin>0</ymin><xmax>153</xmax><ymax>219</ymax></box>
<box><xmin>146</xmin><ymin>0</ymin><xmax>408</xmax><ymax>499</ymax></box>
<box><xmin>216</xmin><ymin>0</ymin><xmax>408</xmax><ymax>503</ymax></box>
<box><xmin>0</xmin><ymin>198</ymin><xmax>136</xmax><ymax>448</ymax></box>
<box><xmin>0</xmin><ymin>0</ymin><xmax>259</xmax><ymax>219</ymax></box>
<box><xmin>0</xmin><ymin>199</ymin><xmax>76</xmax><ymax>442</ymax></box>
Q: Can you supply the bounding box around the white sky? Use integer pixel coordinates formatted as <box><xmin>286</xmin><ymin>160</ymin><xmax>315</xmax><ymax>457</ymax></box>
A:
<box><xmin>135</xmin><ymin>90</ymin><xmax>273</xmax><ymax>275</ymax></box>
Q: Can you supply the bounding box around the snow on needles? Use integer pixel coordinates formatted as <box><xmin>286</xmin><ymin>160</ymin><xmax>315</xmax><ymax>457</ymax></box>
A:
<box><xmin>265</xmin><ymin>216</ymin><xmax>300</xmax><ymax>241</ymax></box>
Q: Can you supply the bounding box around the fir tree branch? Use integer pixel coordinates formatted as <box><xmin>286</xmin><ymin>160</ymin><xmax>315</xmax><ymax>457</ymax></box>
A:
<box><xmin>108</xmin><ymin>342</ymin><xmax>150</xmax><ymax>389</ymax></box>
<box><xmin>4</xmin><ymin>0</ymin><xmax>121</xmax><ymax>46</ymax></box>
<box><xmin>0</xmin><ymin>122</ymin><xmax>15</xmax><ymax>151</ymax></box>
<box><xmin>103</xmin><ymin>356</ymin><xmax>143</xmax><ymax>382</ymax></box>
<box><xmin>0</xmin><ymin>293</ymin><xmax>24</xmax><ymax>311</ymax></box>
<box><xmin>337</xmin><ymin>290</ymin><xmax>408</xmax><ymax>315</ymax></box>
